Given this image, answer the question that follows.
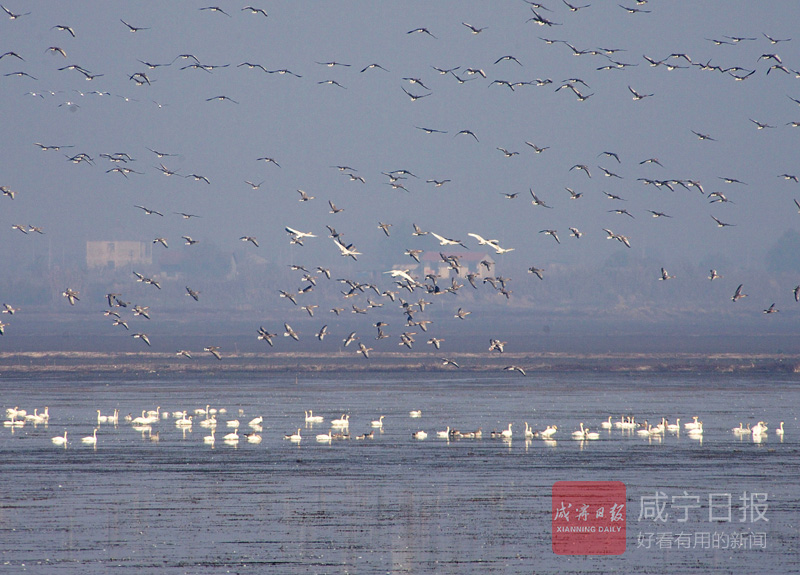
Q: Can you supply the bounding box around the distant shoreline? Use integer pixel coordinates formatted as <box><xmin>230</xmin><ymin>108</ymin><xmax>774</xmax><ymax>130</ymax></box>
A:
<box><xmin>2</xmin><ymin>351</ymin><xmax>799</xmax><ymax>377</ymax></box>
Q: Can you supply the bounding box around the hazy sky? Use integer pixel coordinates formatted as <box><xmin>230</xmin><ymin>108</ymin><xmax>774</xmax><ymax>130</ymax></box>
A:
<box><xmin>1</xmin><ymin>1</ymin><xmax>799</xmax><ymax>350</ymax></box>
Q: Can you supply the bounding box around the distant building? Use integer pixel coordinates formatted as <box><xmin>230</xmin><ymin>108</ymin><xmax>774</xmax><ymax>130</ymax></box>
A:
<box><xmin>421</xmin><ymin>251</ymin><xmax>493</xmax><ymax>278</ymax></box>
<box><xmin>86</xmin><ymin>241</ymin><xmax>152</xmax><ymax>270</ymax></box>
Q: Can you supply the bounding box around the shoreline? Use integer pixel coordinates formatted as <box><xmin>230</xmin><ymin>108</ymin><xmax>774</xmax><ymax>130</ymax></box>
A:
<box><xmin>2</xmin><ymin>350</ymin><xmax>799</xmax><ymax>377</ymax></box>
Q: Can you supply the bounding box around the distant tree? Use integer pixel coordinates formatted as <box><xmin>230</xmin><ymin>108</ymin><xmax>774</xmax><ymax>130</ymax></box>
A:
<box><xmin>766</xmin><ymin>230</ymin><xmax>800</xmax><ymax>273</ymax></box>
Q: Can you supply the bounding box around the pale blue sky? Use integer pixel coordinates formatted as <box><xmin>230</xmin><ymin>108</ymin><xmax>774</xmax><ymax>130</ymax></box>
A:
<box><xmin>1</xmin><ymin>1</ymin><xmax>799</xmax><ymax>347</ymax></box>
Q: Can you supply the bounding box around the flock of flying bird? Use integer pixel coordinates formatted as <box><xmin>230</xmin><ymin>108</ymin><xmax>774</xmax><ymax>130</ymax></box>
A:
<box><xmin>1</xmin><ymin>3</ymin><xmax>799</xmax><ymax>367</ymax></box>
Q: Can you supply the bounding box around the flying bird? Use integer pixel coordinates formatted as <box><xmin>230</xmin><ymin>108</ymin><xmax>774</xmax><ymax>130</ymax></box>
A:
<box><xmin>204</xmin><ymin>346</ymin><xmax>222</xmax><ymax>360</ymax></box>
<box><xmin>659</xmin><ymin>268</ymin><xmax>675</xmax><ymax>281</ymax></box>
<box><xmin>199</xmin><ymin>6</ymin><xmax>231</xmax><ymax>17</ymax></box>
<box><xmin>132</xmin><ymin>333</ymin><xmax>151</xmax><ymax>346</ymax></box>
<box><xmin>283</xmin><ymin>323</ymin><xmax>299</xmax><ymax>341</ymax></box>
<box><xmin>407</xmin><ymin>27</ymin><xmax>437</xmax><ymax>38</ymax></box>
<box><xmin>539</xmin><ymin>229</ymin><xmax>560</xmax><ymax>244</ymax></box>
<box><xmin>462</xmin><ymin>22</ymin><xmax>488</xmax><ymax>33</ymax></box>
<box><xmin>62</xmin><ymin>288</ymin><xmax>79</xmax><ymax>305</ymax></box>
<box><xmin>120</xmin><ymin>19</ymin><xmax>149</xmax><ymax>32</ymax></box>
<box><xmin>430</xmin><ymin>232</ymin><xmax>465</xmax><ymax>248</ymax></box>
<box><xmin>242</xmin><ymin>6</ymin><xmax>268</xmax><ymax>17</ymax></box>
<box><xmin>628</xmin><ymin>85</ymin><xmax>653</xmax><ymax>100</ymax></box>
<box><xmin>731</xmin><ymin>284</ymin><xmax>747</xmax><ymax>302</ymax></box>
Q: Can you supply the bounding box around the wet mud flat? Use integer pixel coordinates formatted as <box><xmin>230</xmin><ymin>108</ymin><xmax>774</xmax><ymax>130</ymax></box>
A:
<box><xmin>2</xmin><ymin>349</ymin><xmax>800</xmax><ymax>378</ymax></box>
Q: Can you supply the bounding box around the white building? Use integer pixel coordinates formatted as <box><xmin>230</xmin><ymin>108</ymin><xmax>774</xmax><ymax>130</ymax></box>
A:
<box><xmin>86</xmin><ymin>241</ymin><xmax>152</xmax><ymax>270</ymax></box>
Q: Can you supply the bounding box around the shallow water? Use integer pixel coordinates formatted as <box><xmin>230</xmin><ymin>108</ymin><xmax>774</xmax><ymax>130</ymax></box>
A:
<box><xmin>1</xmin><ymin>371</ymin><xmax>798</xmax><ymax>574</ymax></box>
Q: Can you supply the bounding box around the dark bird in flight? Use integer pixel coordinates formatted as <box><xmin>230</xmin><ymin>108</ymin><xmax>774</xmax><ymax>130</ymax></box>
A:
<box><xmin>402</xmin><ymin>86</ymin><xmax>430</xmax><ymax>101</ymax></box>
<box><xmin>711</xmin><ymin>215</ymin><xmax>735</xmax><ymax>227</ymax></box>
<box><xmin>407</xmin><ymin>27</ymin><xmax>437</xmax><ymax>38</ymax></box>
<box><xmin>242</xmin><ymin>6</ymin><xmax>268</xmax><ymax>17</ymax></box>
<box><xmin>692</xmin><ymin>130</ymin><xmax>715</xmax><ymax>141</ymax></box>
<box><xmin>455</xmin><ymin>129</ymin><xmax>479</xmax><ymax>142</ymax></box>
<box><xmin>1</xmin><ymin>4</ymin><xmax>30</xmax><ymax>19</ymax></box>
<box><xmin>199</xmin><ymin>6</ymin><xmax>231</xmax><ymax>16</ymax></box>
<box><xmin>135</xmin><ymin>205</ymin><xmax>163</xmax><ymax>216</ymax></box>
<box><xmin>570</xmin><ymin>164</ymin><xmax>592</xmax><ymax>178</ymax></box>
<box><xmin>52</xmin><ymin>24</ymin><xmax>76</xmax><ymax>37</ymax></box>
<box><xmin>120</xmin><ymin>19</ymin><xmax>149</xmax><ymax>32</ymax></box>
<box><xmin>628</xmin><ymin>85</ymin><xmax>653</xmax><ymax>100</ymax></box>
<box><xmin>731</xmin><ymin>284</ymin><xmax>747</xmax><ymax>302</ymax></box>
<box><xmin>462</xmin><ymin>22</ymin><xmax>488</xmax><ymax>33</ymax></box>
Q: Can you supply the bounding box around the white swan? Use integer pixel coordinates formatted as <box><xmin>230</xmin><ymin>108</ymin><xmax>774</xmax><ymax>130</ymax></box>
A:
<box><xmin>524</xmin><ymin>422</ymin><xmax>535</xmax><ymax>438</ymax></box>
<box><xmin>601</xmin><ymin>416</ymin><xmax>613</xmax><ymax>429</ymax></box>
<box><xmin>371</xmin><ymin>415</ymin><xmax>385</xmax><ymax>428</ymax></box>
<box><xmin>199</xmin><ymin>416</ymin><xmax>217</xmax><ymax>428</ymax></box>
<box><xmin>752</xmin><ymin>421</ymin><xmax>768</xmax><ymax>435</ymax></box>
<box><xmin>285</xmin><ymin>428</ymin><xmax>302</xmax><ymax>442</ymax></box>
<box><xmin>540</xmin><ymin>425</ymin><xmax>557</xmax><ymax>437</ymax></box>
<box><xmin>27</xmin><ymin>409</ymin><xmax>47</xmax><ymax>425</ymax></box>
<box><xmin>51</xmin><ymin>431</ymin><xmax>68</xmax><ymax>445</ymax></box>
<box><xmin>172</xmin><ymin>410</ymin><xmax>187</xmax><ymax>418</ymax></box>
<box><xmin>131</xmin><ymin>410</ymin><xmax>150</xmax><ymax>425</ymax></box>
<box><xmin>248</xmin><ymin>416</ymin><xmax>263</xmax><ymax>427</ymax></box>
<box><xmin>501</xmin><ymin>423</ymin><xmax>513</xmax><ymax>439</ymax></box>
<box><xmin>585</xmin><ymin>429</ymin><xmax>600</xmax><ymax>440</ymax></box>
<box><xmin>409</xmin><ymin>410</ymin><xmax>422</xmax><ymax>418</ymax></box>
<box><xmin>412</xmin><ymin>430</ymin><xmax>427</xmax><ymax>439</ymax></box>
<box><xmin>81</xmin><ymin>428</ymin><xmax>98</xmax><ymax>445</ymax></box>
<box><xmin>226</xmin><ymin>419</ymin><xmax>240</xmax><ymax>428</ymax></box>
<box><xmin>684</xmin><ymin>416</ymin><xmax>701</xmax><ymax>430</ymax></box>
<box><xmin>223</xmin><ymin>429</ymin><xmax>239</xmax><ymax>443</ymax></box>
<box><xmin>776</xmin><ymin>421</ymin><xmax>784</xmax><ymax>436</ymax></box>
<box><xmin>667</xmin><ymin>418</ymin><xmax>681</xmax><ymax>432</ymax></box>
<box><xmin>732</xmin><ymin>422</ymin><xmax>750</xmax><ymax>435</ymax></box>
<box><xmin>175</xmin><ymin>415</ymin><xmax>193</xmax><ymax>427</ymax></box>
<box><xmin>331</xmin><ymin>414</ymin><xmax>349</xmax><ymax>427</ymax></box>
<box><xmin>245</xmin><ymin>431</ymin><xmax>262</xmax><ymax>443</ymax></box>
<box><xmin>572</xmin><ymin>423</ymin><xmax>586</xmax><ymax>439</ymax></box>
<box><xmin>305</xmin><ymin>410</ymin><xmax>324</xmax><ymax>423</ymax></box>
<box><xmin>687</xmin><ymin>422</ymin><xmax>704</xmax><ymax>436</ymax></box>
<box><xmin>316</xmin><ymin>429</ymin><xmax>333</xmax><ymax>442</ymax></box>
<box><xmin>203</xmin><ymin>430</ymin><xmax>215</xmax><ymax>444</ymax></box>
<box><xmin>437</xmin><ymin>426</ymin><xmax>450</xmax><ymax>439</ymax></box>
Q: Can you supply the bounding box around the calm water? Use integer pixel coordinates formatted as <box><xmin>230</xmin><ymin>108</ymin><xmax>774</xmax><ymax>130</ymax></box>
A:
<box><xmin>1</xmin><ymin>371</ymin><xmax>798</xmax><ymax>574</ymax></box>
